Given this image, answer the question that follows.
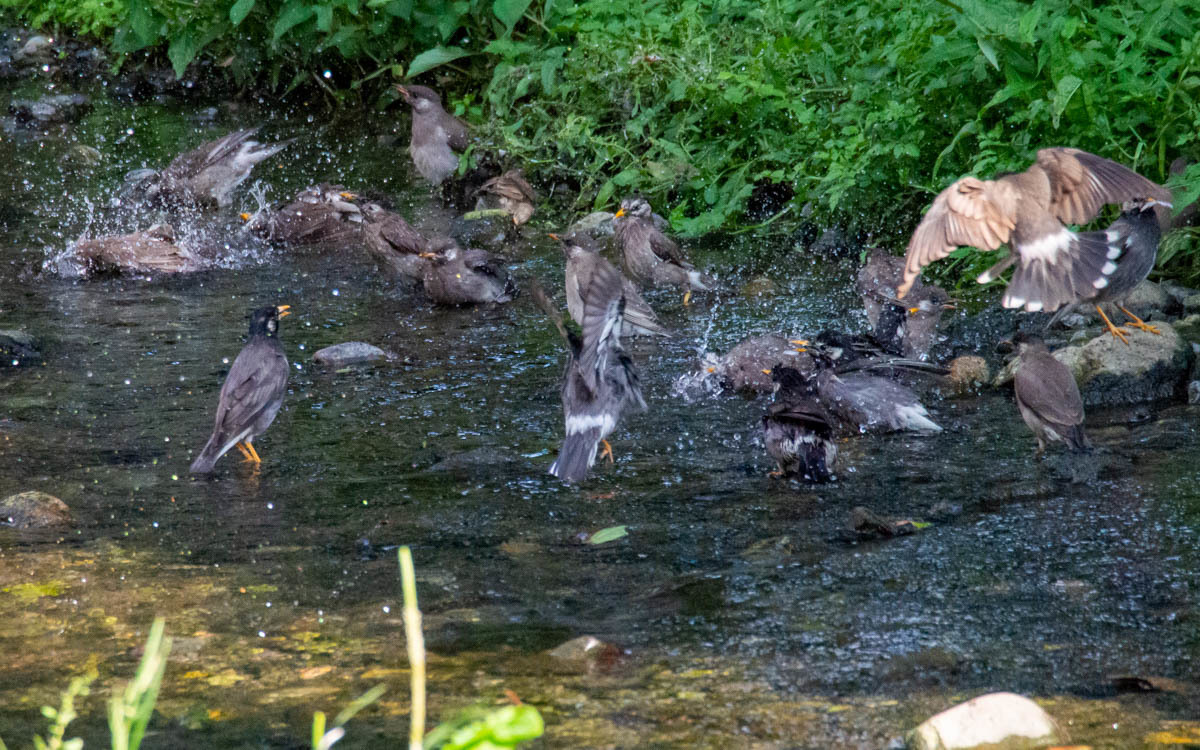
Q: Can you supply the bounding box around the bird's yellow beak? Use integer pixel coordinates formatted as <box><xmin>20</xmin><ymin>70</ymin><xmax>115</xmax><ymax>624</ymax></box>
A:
<box><xmin>239</xmin><ymin>212</ymin><xmax>251</xmax><ymax>222</ymax></box>
<box><xmin>276</xmin><ymin>304</ymin><xmax>291</xmax><ymax>318</ymax></box>
<box><xmin>789</xmin><ymin>339</ymin><xmax>808</xmax><ymax>346</ymax></box>
<box><xmin>339</xmin><ymin>191</ymin><xmax>357</xmax><ymax>200</ymax></box>
<box><xmin>547</xmin><ymin>233</ymin><xmax>560</xmax><ymax>240</ymax></box>
<box><xmin>613</xmin><ymin>208</ymin><xmax>626</xmax><ymax>219</ymax></box>
<box><xmin>1145</xmin><ymin>197</ymin><xmax>1174</xmax><ymax>209</ymax></box>
<box><xmin>419</xmin><ymin>252</ymin><xmax>438</xmax><ymax>259</ymax></box>
<box><xmin>761</xmin><ymin>368</ymin><xmax>772</xmax><ymax>375</ymax></box>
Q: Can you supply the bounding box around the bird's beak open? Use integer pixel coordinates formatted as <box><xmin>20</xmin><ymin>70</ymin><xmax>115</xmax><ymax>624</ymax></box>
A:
<box><xmin>613</xmin><ymin>208</ymin><xmax>626</xmax><ymax>219</ymax></box>
<box><xmin>276</xmin><ymin>304</ymin><xmax>291</xmax><ymax>318</ymax></box>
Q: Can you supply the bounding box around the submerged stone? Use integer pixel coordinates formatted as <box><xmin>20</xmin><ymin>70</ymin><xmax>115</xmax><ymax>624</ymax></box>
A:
<box><xmin>908</xmin><ymin>692</ymin><xmax>1062</xmax><ymax>750</ymax></box>
<box><xmin>0</xmin><ymin>329</ymin><xmax>40</xmax><ymax>364</ymax></box>
<box><xmin>0</xmin><ymin>491</ymin><xmax>71</xmax><ymax>528</ymax></box>
<box><xmin>9</xmin><ymin>93</ymin><xmax>91</xmax><ymax>125</ymax></box>
<box><xmin>312</xmin><ymin>342</ymin><xmax>395</xmax><ymax>367</ymax></box>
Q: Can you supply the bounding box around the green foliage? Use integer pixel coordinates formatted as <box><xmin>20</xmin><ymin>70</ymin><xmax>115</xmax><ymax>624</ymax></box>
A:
<box><xmin>32</xmin><ymin>667</ymin><xmax>96</xmax><ymax>750</ymax></box>
<box><xmin>423</xmin><ymin>704</ymin><xmax>545</xmax><ymax>750</ymax></box>
<box><xmin>310</xmin><ymin>685</ymin><xmax>388</xmax><ymax>750</ymax></box>
<box><xmin>109</xmin><ymin>617</ymin><xmax>171</xmax><ymax>750</ymax></box>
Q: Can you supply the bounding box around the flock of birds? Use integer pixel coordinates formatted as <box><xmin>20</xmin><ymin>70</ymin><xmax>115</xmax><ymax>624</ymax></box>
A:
<box><xmin>55</xmin><ymin>82</ymin><xmax>1179</xmax><ymax>483</ymax></box>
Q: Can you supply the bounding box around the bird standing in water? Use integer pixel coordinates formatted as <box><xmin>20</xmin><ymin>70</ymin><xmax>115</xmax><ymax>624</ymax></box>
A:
<box><xmin>395</xmin><ymin>84</ymin><xmax>470</xmax><ymax>186</ymax></box>
<box><xmin>531</xmin><ymin>266</ymin><xmax>646</xmax><ymax>483</ymax></box>
<box><xmin>421</xmin><ymin>238</ymin><xmax>517</xmax><ymax>305</ymax></box>
<box><xmin>898</xmin><ymin>148</ymin><xmax>1170</xmax><ymax>314</ymax></box>
<box><xmin>762</xmin><ymin>366</ymin><xmax>837</xmax><ymax>481</ymax></box>
<box><xmin>613</xmin><ymin>196</ymin><xmax>713</xmax><ymax>305</ymax></box>
<box><xmin>554</xmin><ymin>232</ymin><xmax>669</xmax><ymax>337</ymax></box>
<box><xmin>190</xmin><ymin>305</ymin><xmax>291</xmax><ymax>474</ymax></box>
<box><xmin>1011</xmin><ymin>332</ymin><xmax>1090</xmax><ymax>454</ymax></box>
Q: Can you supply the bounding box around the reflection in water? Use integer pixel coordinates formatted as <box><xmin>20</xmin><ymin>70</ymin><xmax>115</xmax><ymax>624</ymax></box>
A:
<box><xmin>0</xmin><ymin>83</ymin><xmax>1198</xmax><ymax>746</ymax></box>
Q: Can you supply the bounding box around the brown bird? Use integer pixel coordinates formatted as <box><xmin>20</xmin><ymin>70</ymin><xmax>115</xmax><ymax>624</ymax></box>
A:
<box><xmin>898</xmin><ymin>148</ymin><xmax>1171</xmax><ymax>313</ymax></box>
<box><xmin>421</xmin><ymin>238</ymin><xmax>516</xmax><ymax>305</ymax></box>
<box><xmin>129</xmin><ymin>127</ymin><xmax>292</xmax><ymax>208</ymax></box>
<box><xmin>475</xmin><ymin>169</ymin><xmax>538</xmax><ymax>226</ymax></box>
<box><xmin>243</xmin><ymin>184</ymin><xmax>363</xmax><ymax>249</ymax></box>
<box><xmin>613</xmin><ymin>196</ymin><xmax>714</xmax><ymax>305</ymax></box>
<box><xmin>361</xmin><ymin>202</ymin><xmax>430</xmax><ymax>282</ymax></box>
<box><xmin>1011</xmin><ymin>332</ymin><xmax>1089</xmax><ymax>453</ymax></box>
<box><xmin>554</xmin><ymin>233</ymin><xmax>669</xmax><ymax>337</ymax></box>
<box><xmin>856</xmin><ymin>248</ymin><xmax>954</xmax><ymax>360</ymax></box>
<box><xmin>395</xmin><ymin>84</ymin><xmax>470</xmax><ymax>185</ymax></box>
<box><xmin>70</xmin><ymin>224</ymin><xmax>204</xmax><ymax>277</ymax></box>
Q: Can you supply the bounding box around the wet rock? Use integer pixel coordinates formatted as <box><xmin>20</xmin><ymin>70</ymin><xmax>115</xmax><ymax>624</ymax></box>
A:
<box><xmin>0</xmin><ymin>491</ymin><xmax>71</xmax><ymax>528</ymax></box>
<box><xmin>738</xmin><ymin>275</ymin><xmax>779</xmax><ymax>299</ymax></box>
<box><xmin>1190</xmin><ymin>381</ymin><xmax>1200</xmax><ymax>404</ymax></box>
<box><xmin>849</xmin><ymin>506</ymin><xmax>915</xmax><ymax>539</ymax></box>
<box><xmin>0</xmin><ymin>329</ymin><xmax>40</xmax><ymax>364</ymax></box>
<box><xmin>9</xmin><ymin>93</ymin><xmax>91</xmax><ymax>125</ymax></box>
<box><xmin>312</xmin><ymin>342</ymin><xmax>396</xmax><ymax>367</ymax></box>
<box><xmin>450</xmin><ymin>211</ymin><xmax>512</xmax><ymax>251</ymax></box>
<box><xmin>908</xmin><ymin>692</ymin><xmax>1062</xmax><ymax>750</ymax></box>
<box><xmin>995</xmin><ymin>323</ymin><xmax>1190</xmax><ymax>407</ymax></box>
<box><xmin>1183</xmin><ymin>295</ymin><xmax>1200</xmax><ymax>317</ymax></box>
<box><xmin>943</xmin><ymin>355</ymin><xmax>989</xmax><ymax>396</ymax></box>
<box><xmin>567</xmin><ymin>211</ymin><xmax>615</xmax><ymax>236</ymax></box>
<box><xmin>545</xmin><ymin>635</ymin><xmax>625</xmax><ymax>674</ymax></box>
<box><xmin>12</xmin><ymin>34</ymin><xmax>54</xmax><ymax>64</ymax></box>
<box><xmin>428</xmin><ymin>446</ymin><xmax>524</xmax><ymax>475</ymax></box>
<box><xmin>1161</xmin><ymin>282</ymin><xmax>1199</xmax><ymax>308</ymax></box>
<box><xmin>1122</xmin><ymin>279</ymin><xmax>1174</xmax><ymax>318</ymax></box>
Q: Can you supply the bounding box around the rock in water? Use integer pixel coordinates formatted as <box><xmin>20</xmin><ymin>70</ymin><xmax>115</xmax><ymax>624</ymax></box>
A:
<box><xmin>908</xmin><ymin>692</ymin><xmax>1062</xmax><ymax>750</ymax></box>
<box><xmin>0</xmin><ymin>491</ymin><xmax>71</xmax><ymax>528</ymax></box>
<box><xmin>312</xmin><ymin>342</ymin><xmax>395</xmax><ymax>367</ymax></box>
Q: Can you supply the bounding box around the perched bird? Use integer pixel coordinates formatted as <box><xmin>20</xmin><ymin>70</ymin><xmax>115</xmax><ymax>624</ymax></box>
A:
<box><xmin>361</xmin><ymin>202</ymin><xmax>429</xmax><ymax>282</ymax></box>
<box><xmin>761</xmin><ymin>366</ymin><xmax>837</xmax><ymax>481</ymax></box>
<box><xmin>613</xmin><ymin>196</ymin><xmax>713</xmax><ymax>304</ymax></box>
<box><xmin>898</xmin><ymin>148</ymin><xmax>1171</xmax><ymax>313</ymax></box>
<box><xmin>190</xmin><ymin>305</ymin><xmax>292</xmax><ymax>474</ymax></box>
<box><xmin>396</xmin><ymin>84</ymin><xmax>470</xmax><ymax>185</ymax></box>
<box><xmin>421</xmin><ymin>238</ymin><xmax>516</xmax><ymax>305</ymax></box>
<box><xmin>856</xmin><ymin>248</ymin><xmax>954</xmax><ymax>360</ymax></box>
<box><xmin>475</xmin><ymin>169</ymin><xmax>538</xmax><ymax>226</ymax></box>
<box><xmin>806</xmin><ymin>347</ymin><xmax>942</xmax><ymax>434</ymax></box>
<box><xmin>1011</xmin><ymin>332</ymin><xmax>1090</xmax><ymax>453</ymax></box>
<box><xmin>129</xmin><ymin>127</ymin><xmax>292</xmax><ymax>208</ymax></box>
<box><xmin>531</xmin><ymin>273</ymin><xmax>646</xmax><ymax>483</ymax></box>
<box><xmin>243</xmin><ymin>184</ymin><xmax>363</xmax><ymax>249</ymax></box>
<box><xmin>554</xmin><ymin>232</ymin><xmax>669</xmax><ymax>337</ymax></box>
<box><xmin>68</xmin><ymin>224</ymin><xmax>204</xmax><ymax>277</ymax></box>
<box><xmin>1046</xmin><ymin>197</ymin><xmax>1170</xmax><ymax>344</ymax></box>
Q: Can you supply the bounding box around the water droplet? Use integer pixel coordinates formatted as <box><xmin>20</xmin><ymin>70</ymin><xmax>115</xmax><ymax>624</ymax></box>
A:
<box><xmin>323</xmin><ymin>70</ymin><xmax>332</xmax><ymax>79</ymax></box>
<box><xmin>331</xmin><ymin>288</ymin><xmax>340</xmax><ymax>296</ymax></box>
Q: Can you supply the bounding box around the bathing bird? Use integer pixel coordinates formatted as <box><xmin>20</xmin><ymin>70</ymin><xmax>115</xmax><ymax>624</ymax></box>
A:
<box><xmin>555</xmin><ymin>232</ymin><xmax>669</xmax><ymax>337</ymax></box>
<box><xmin>1011</xmin><ymin>332</ymin><xmax>1090</xmax><ymax>453</ymax></box>
<box><xmin>395</xmin><ymin>84</ymin><xmax>470</xmax><ymax>186</ymax></box>
<box><xmin>762</xmin><ymin>366</ymin><xmax>837</xmax><ymax>481</ymax></box>
<box><xmin>129</xmin><ymin>127</ymin><xmax>292</xmax><ymax>208</ymax></box>
<box><xmin>613</xmin><ymin>195</ymin><xmax>714</xmax><ymax>305</ymax></box>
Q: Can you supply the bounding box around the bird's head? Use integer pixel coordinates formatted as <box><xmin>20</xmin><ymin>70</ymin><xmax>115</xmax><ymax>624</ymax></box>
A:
<box><xmin>250</xmin><ymin>305</ymin><xmax>290</xmax><ymax>337</ymax></box>
<box><xmin>396</xmin><ymin>84</ymin><xmax>442</xmax><ymax>115</ymax></box>
<box><xmin>614</xmin><ymin>195</ymin><xmax>652</xmax><ymax>220</ymax></box>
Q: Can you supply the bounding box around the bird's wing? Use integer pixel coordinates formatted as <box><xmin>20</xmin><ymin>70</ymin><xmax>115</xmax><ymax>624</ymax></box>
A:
<box><xmin>480</xmin><ymin>171</ymin><xmax>538</xmax><ymax>202</ymax></box>
<box><xmin>164</xmin><ymin>128</ymin><xmax>259</xmax><ymax>178</ymax></box>
<box><xmin>898</xmin><ymin>176</ymin><xmax>1020</xmax><ymax>297</ymax></box>
<box><xmin>1015</xmin><ymin>351</ymin><xmax>1084</xmax><ymax>426</ymax></box>
<box><xmin>766</xmin><ymin>399</ymin><xmax>833</xmax><ymax>435</ymax></box>
<box><xmin>620</xmin><ymin>276</ymin><xmax>670</xmax><ymax>336</ymax></box>
<box><xmin>648</xmin><ymin>228</ymin><xmax>692</xmax><ymax>268</ymax></box>
<box><xmin>462</xmin><ymin>249</ymin><xmax>506</xmax><ymax>278</ymax></box>
<box><xmin>578</xmin><ymin>260</ymin><xmax>626</xmax><ymax>394</ymax></box>
<box><xmin>212</xmin><ymin>341</ymin><xmax>288</xmax><ymax>440</ymax></box>
<box><xmin>444</xmin><ymin>114</ymin><xmax>470</xmax><ymax>151</ymax></box>
<box><xmin>1037</xmin><ymin>148</ymin><xmax>1172</xmax><ymax>226</ymax></box>
<box><xmin>379</xmin><ymin>215</ymin><xmax>424</xmax><ymax>254</ymax></box>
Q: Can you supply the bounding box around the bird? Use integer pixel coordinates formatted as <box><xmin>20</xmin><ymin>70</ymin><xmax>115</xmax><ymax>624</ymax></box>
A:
<box><xmin>693</xmin><ymin>334</ymin><xmax>812</xmax><ymax>395</ymax></box>
<box><xmin>395</xmin><ymin>84</ymin><xmax>470</xmax><ymax>186</ymax></box>
<box><xmin>810</xmin><ymin>329</ymin><xmax>949</xmax><ymax>377</ymax></box>
<box><xmin>1046</xmin><ymin>197</ymin><xmax>1171</xmax><ymax>344</ymax></box>
<box><xmin>190</xmin><ymin>305</ymin><xmax>292</xmax><ymax>474</ymax></box>
<box><xmin>856</xmin><ymin>248</ymin><xmax>955</xmax><ymax>360</ymax></box>
<box><xmin>1011</xmin><ymin>332</ymin><xmax>1090</xmax><ymax>453</ymax></box>
<box><xmin>421</xmin><ymin>238</ymin><xmax>516</xmax><ymax>305</ymax></box>
<box><xmin>128</xmin><ymin>127</ymin><xmax>292</xmax><ymax>208</ymax></box>
<box><xmin>242</xmin><ymin>184</ymin><xmax>364</xmax><ymax>249</ymax></box>
<box><xmin>898</xmin><ymin>147</ymin><xmax>1171</xmax><ymax>313</ymax></box>
<box><xmin>613</xmin><ymin>195</ymin><xmax>714</xmax><ymax>304</ymax></box>
<box><xmin>761</xmin><ymin>366</ymin><xmax>837</xmax><ymax>481</ymax></box>
<box><xmin>804</xmin><ymin>345</ymin><xmax>942</xmax><ymax>434</ymax></box>
<box><xmin>553</xmin><ymin>232</ymin><xmax>669</xmax><ymax>337</ymax></box>
<box><xmin>68</xmin><ymin>224</ymin><xmax>204</xmax><ymax>277</ymax></box>
<box><xmin>361</xmin><ymin>202</ymin><xmax>430</xmax><ymax>282</ymax></box>
<box><xmin>530</xmin><ymin>273</ymin><xmax>646</xmax><ymax>483</ymax></box>
<box><xmin>475</xmin><ymin>169</ymin><xmax>538</xmax><ymax>226</ymax></box>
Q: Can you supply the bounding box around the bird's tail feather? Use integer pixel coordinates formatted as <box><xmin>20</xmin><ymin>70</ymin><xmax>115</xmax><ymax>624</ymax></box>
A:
<box><xmin>549</xmin><ymin>429</ymin><xmax>601</xmax><ymax>483</ymax></box>
<box><xmin>189</xmin><ymin>435</ymin><xmax>224</xmax><ymax>474</ymax></box>
<box><xmin>1002</xmin><ymin>231</ymin><xmax>1119</xmax><ymax>313</ymax></box>
<box><xmin>1066</xmin><ymin>423</ymin><xmax>1092</xmax><ymax>454</ymax></box>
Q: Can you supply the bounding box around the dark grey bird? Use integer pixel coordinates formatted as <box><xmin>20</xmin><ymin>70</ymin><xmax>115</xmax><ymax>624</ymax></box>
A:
<box><xmin>762</xmin><ymin>366</ymin><xmax>837</xmax><ymax>481</ymax></box>
<box><xmin>613</xmin><ymin>196</ymin><xmax>714</xmax><ymax>304</ymax></box>
<box><xmin>531</xmin><ymin>270</ymin><xmax>646</xmax><ymax>483</ymax></box>
<box><xmin>361</xmin><ymin>202</ymin><xmax>430</xmax><ymax>282</ymax></box>
<box><xmin>899</xmin><ymin>147</ymin><xmax>1172</xmax><ymax>313</ymax></box>
<box><xmin>475</xmin><ymin>169</ymin><xmax>538</xmax><ymax>226</ymax></box>
<box><xmin>396</xmin><ymin>84</ymin><xmax>470</xmax><ymax>186</ymax></box>
<box><xmin>243</xmin><ymin>184</ymin><xmax>364</xmax><ymax>249</ymax></box>
<box><xmin>554</xmin><ymin>232</ymin><xmax>669</xmax><ymax>337</ymax></box>
<box><xmin>421</xmin><ymin>238</ymin><xmax>516</xmax><ymax>305</ymax></box>
<box><xmin>1012</xmin><ymin>332</ymin><xmax>1089</xmax><ymax>453</ymax></box>
<box><xmin>190</xmin><ymin>305</ymin><xmax>291</xmax><ymax>474</ymax></box>
<box><xmin>811</xmin><ymin>330</ymin><xmax>949</xmax><ymax>377</ymax></box>
<box><xmin>129</xmin><ymin>127</ymin><xmax>292</xmax><ymax>208</ymax></box>
<box><xmin>1046</xmin><ymin>197</ymin><xmax>1170</xmax><ymax>344</ymax></box>
<box><xmin>856</xmin><ymin>248</ymin><xmax>954</xmax><ymax>360</ymax></box>
<box><xmin>807</xmin><ymin>346</ymin><xmax>942</xmax><ymax>434</ymax></box>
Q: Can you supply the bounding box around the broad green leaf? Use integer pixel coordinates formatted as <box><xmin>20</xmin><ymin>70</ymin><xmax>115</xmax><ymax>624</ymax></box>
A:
<box><xmin>407</xmin><ymin>45</ymin><xmax>470</xmax><ymax>77</ymax></box>
<box><xmin>381</xmin><ymin>0</ymin><xmax>412</xmax><ymax>18</ymax></box>
<box><xmin>976</xmin><ymin>36</ymin><xmax>998</xmax><ymax>71</ymax></box>
<box><xmin>1018</xmin><ymin>6</ymin><xmax>1041</xmax><ymax>44</ymax></box>
<box><xmin>128</xmin><ymin>0</ymin><xmax>164</xmax><ymax>46</ymax></box>
<box><xmin>272</xmin><ymin>1</ymin><xmax>315</xmax><ymax>41</ymax></box>
<box><xmin>167</xmin><ymin>29</ymin><xmax>203</xmax><ymax>78</ymax></box>
<box><xmin>486</xmin><ymin>705</ymin><xmax>544</xmax><ymax>742</ymax></box>
<box><xmin>1051</xmin><ymin>74</ymin><xmax>1082</xmax><ymax>127</ymax></box>
<box><xmin>588</xmin><ymin>526</ymin><xmax>628</xmax><ymax>545</ymax></box>
<box><xmin>493</xmin><ymin>0</ymin><xmax>532</xmax><ymax>31</ymax></box>
<box><xmin>229</xmin><ymin>0</ymin><xmax>255</xmax><ymax>26</ymax></box>
<box><xmin>314</xmin><ymin>4</ymin><xmax>333</xmax><ymax>32</ymax></box>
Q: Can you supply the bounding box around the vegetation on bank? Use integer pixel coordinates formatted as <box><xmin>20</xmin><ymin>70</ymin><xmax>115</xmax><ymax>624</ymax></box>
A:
<box><xmin>4</xmin><ymin>0</ymin><xmax>1200</xmax><ymax>252</ymax></box>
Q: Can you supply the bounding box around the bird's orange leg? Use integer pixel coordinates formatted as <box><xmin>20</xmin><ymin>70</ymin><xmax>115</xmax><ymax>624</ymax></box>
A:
<box><xmin>1119</xmin><ymin>306</ymin><xmax>1161</xmax><ymax>335</ymax></box>
<box><xmin>236</xmin><ymin>442</ymin><xmax>254</xmax><ymax>461</ymax></box>
<box><xmin>1095</xmin><ymin>305</ymin><xmax>1130</xmax><ymax>346</ymax></box>
<box><xmin>598</xmin><ymin>439</ymin><xmax>614</xmax><ymax>464</ymax></box>
<box><xmin>244</xmin><ymin>442</ymin><xmax>262</xmax><ymax>464</ymax></box>
<box><xmin>682</xmin><ymin>290</ymin><xmax>693</xmax><ymax>307</ymax></box>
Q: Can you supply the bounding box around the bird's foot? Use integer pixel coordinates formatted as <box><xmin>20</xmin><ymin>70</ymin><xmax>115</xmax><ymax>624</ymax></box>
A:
<box><xmin>244</xmin><ymin>442</ymin><xmax>262</xmax><ymax>464</ymax></box>
<box><xmin>598</xmin><ymin>439</ymin><xmax>614</xmax><ymax>464</ymax></box>
<box><xmin>236</xmin><ymin>441</ymin><xmax>254</xmax><ymax>462</ymax></box>
<box><xmin>1119</xmin><ymin>306</ymin><xmax>1161</xmax><ymax>336</ymax></box>
<box><xmin>768</xmin><ymin>470</ymin><xmax>784</xmax><ymax>478</ymax></box>
<box><xmin>682</xmin><ymin>290</ymin><xmax>692</xmax><ymax>307</ymax></box>
<box><xmin>1095</xmin><ymin>306</ymin><xmax>1131</xmax><ymax>346</ymax></box>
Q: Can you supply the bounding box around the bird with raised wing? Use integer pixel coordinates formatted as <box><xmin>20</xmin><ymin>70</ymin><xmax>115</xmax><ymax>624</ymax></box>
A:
<box><xmin>762</xmin><ymin>366</ymin><xmax>837</xmax><ymax>481</ymax></box>
<box><xmin>475</xmin><ymin>169</ymin><xmax>538</xmax><ymax>226</ymax></box>
<box><xmin>129</xmin><ymin>127</ymin><xmax>292</xmax><ymax>208</ymax></box>
<box><xmin>554</xmin><ymin>232</ymin><xmax>669</xmax><ymax>337</ymax></box>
